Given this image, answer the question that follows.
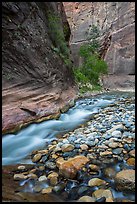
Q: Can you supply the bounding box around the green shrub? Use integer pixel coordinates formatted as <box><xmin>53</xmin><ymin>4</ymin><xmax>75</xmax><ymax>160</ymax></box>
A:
<box><xmin>47</xmin><ymin>12</ymin><xmax>70</xmax><ymax>65</ymax></box>
<box><xmin>73</xmin><ymin>25</ymin><xmax>108</xmax><ymax>92</ymax></box>
<box><xmin>73</xmin><ymin>68</ymin><xmax>89</xmax><ymax>83</ymax></box>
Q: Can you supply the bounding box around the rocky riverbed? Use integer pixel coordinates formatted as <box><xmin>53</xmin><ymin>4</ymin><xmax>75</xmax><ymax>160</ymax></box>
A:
<box><xmin>2</xmin><ymin>93</ymin><xmax>135</xmax><ymax>202</ymax></box>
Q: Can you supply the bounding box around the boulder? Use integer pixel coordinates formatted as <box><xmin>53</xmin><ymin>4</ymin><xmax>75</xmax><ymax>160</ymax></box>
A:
<box><xmin>115</xmin><ymin>169</ymin><xmax>135</xmax><ymax>191</ymax></box>
<box><xmin>58</xmin><ymin>155</ymin><xmax>89</xmax><ymax>179</ymax></box>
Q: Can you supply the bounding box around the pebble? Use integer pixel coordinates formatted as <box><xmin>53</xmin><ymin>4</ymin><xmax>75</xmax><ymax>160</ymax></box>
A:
<box><xmin>41</xmin><ymin>187</ymin><xmax>53</xmax><ymax>194</ymax></box>
<box><xmin>48</xmin><ymin>172</ymin><xmax>59</xmax><ymax>186</ymax></box>
<box><xmin>33</xmin><ymin>185</ymin><xmax>43</xmax><ymax>193</ymax></box>
<box><xmin>17</xmin><ymin>165</ymin><xmax>26</xmax><ymax>170</ymax></box>
<box><xmin>100</xmin><ymin>151</ymin><xmax>112</xmax><ymax>156</ymax></box>
<box><xmin>14</xmin><ymin>173</ymin><xmax>28</xmax><ymax>180</ymax></box>
<box><xmin>126</xmin><ymin>158</ymin><xmax>135</xmax><ymax>166</ymax></box>
<box><xmin>32</xmin><ymin>153</ymin><xmax>42</xmax><ymax>163</ymax></box>
<box><xmin>38</xmin><ymin>175</ymin><xmax>47</xmax><ymax>182</ymax></box>
<box><xmin>89</xmin><ymin>164</ymin><xmax>99</xmax><ymax>172</ymax></box>
<box><xmin>61</xmin><ymin>144</ymin><xmax>74</xmax><ymax>152</ymax></box>
<box><xmin>45</xmin><ymin>161</ymin><xmax>56</xmax><ymax>170</ymax></box>
<box><xmin>111</xmin><ymin>130</ymin><xmax>122</xmax><ymax>138</ymax></box>
<box><xmin>104</xmin><ymin>167</ymin><xmax>116</xmax><ymax>178</ymax></box>
<box><xmin>108</xmin><ymin>142</ymin><xmax>119</xmax><ymax>148</ymax></box>
<box><xmin>93</xmin><ymin>189</ymin><xmax>113</xmax><ymax>199</ymax></box>
<box><xmin>88</xmin><ymin>178</ymin><xmax>106</xmax><ymax>187</ymax></box>
<box><xmin>80</xmin><ymin>144</ymin><xmax>88</xmax><ymax>150</ymax></box>
<box><xmin>129</xmin><ymin>149</ymin><xmax>135</xmax><ymax>157</ymax></box>
<box><xmin>78</xmin><ymin>195</ymin><xmax>96</xmax><ymax>202</ymax></box>
<box><xmin>112</xmin><ymin>148</ymin><xmax>123</xmax><ymax>155</ymax></box>
<box><xmin>27</xmin><ymin>173</ymin><xmax>37</xmax><ymax>179</ymax></box>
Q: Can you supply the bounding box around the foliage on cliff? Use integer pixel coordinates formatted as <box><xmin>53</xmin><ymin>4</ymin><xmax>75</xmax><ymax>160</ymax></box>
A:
<box><xmin>73</xmin><ymin>25</ymin><xmax>108</xmax><ymax>93</ymax></box>
<box><xmin>47</xmin><ymin>12</ymin><xmax>72</xmax><ymax>67</ymax></box>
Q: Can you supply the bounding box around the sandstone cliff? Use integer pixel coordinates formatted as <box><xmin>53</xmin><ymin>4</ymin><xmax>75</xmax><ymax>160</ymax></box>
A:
<box><xmin>2</xmin><ymin>2</ymin><xmax>76</xmax><ymax>134</ymax></box>
<box><xmin>63</xmin><ymin>2</ymin><xmax>135</xmax><ymax>90</ymax></box>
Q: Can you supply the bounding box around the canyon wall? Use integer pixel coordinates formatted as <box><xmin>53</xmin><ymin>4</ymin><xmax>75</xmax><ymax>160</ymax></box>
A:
<box><xmin>2</xmin><ymin>2</ymin><xmax>76</xmax><ymax>134</ymax></box>
<box><xmin>63</xmin><ymin>2</ymin><xmax>135</xmax><ymax>90</ymax></box>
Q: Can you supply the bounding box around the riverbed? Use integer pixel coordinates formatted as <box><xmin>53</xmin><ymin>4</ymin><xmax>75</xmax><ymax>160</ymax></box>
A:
<box><xmin>2</xmin><ymin>91</ymin><xmax>135</xmax><ymax>202</ymax></box>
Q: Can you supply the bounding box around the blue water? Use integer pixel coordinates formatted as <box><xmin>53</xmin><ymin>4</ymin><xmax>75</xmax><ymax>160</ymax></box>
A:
<box><xmin>2</xmin><ymin>91</ymin><xmax>134</xmax><ymax>165</ymax></box>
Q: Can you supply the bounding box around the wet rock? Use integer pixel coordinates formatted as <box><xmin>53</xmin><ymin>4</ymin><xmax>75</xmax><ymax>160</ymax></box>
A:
<box><xmin>32</xmin><ymin>153</ymin><xmax>42</xmax><ymax>163</ymax></box>
<box><xmin>38</xmin><ymin>175</ymin><xmax>47</xmax><ymax>182</ymax></box>
<box><xmin>107</xmin><ymin>124</ymin><xmax>124</xmax><ymax>133</ymax></box>
<box><xmin>58</xmin><ymin>155</ymin><xmax>89</xmax><ymax>179</ymax></box>
<box><xmin>42</xmin><ymin>155</ymin><xmax>48</xmax><ymax>162</ymax></box>
<box><xmin>126</xmin><ymin>158</ymin><xmax>135</xmax><ymax>166</ymax></box>
<box><xmin>115</xmin><ymin>169</ymin><xmax>135</xmax><ymax>191</ymax></box>
<box><xmin>51</xmin><ymin>153</ymin><xmax>58</xmax><ymax>159</ymax></box>
<box><xmin>93</xmin><ymin>189</ymin><xmax>113</xmax><ymax>199</ymax></box>
<box><xmin>33</xmin><ymin>185</ymin><xmax>43</xmax><ymax>193</ymax></box>
<box><xmin>112</xmin><ymin>148</ymin><xmax>123</xmax><ymax>155</ymax></box>
<box><xmin>104</xmin><ymin>167</ymin><xmax>116</xmax><ymax>178</ymax></box>
<box><xmin>78</xmin><ymin>195</ymin><xmax>96</xmax><ymax>202</ymax></box>
<box><xmin>41</xmin><ymin>187</ymin><xmax>53</xmax><ymax>194</ymax></box>
<box><xmin>123</xmin><ymin>144</ymin><xmax>130</xmax><ymax>151</ymax></box>
<box><xmin>96</xmin><ymin>197</ymin><xmax>106</xmax><ymax>202</ymax></box>
<box><xmin>17</xmin><ymin>165</ymin><xmax>26</xmax><ymax>170</ymax></box>
<box><xmin>111</xmin><ymin>130</ymin><xmax>122</xmax><ymax>138</ymax></box>
<box><xmin>87</xmin><ymin>153</ymin><xmax>95</xmax><ymax>160</ymax></box>
<box><xmin>61</xmin><ymin>144</ymin><xmax>74</xmax><ymax>152</ymax></box>
<box><xmin>56</xmin><ymin>157</ymin><xmax>65</xmax><ymax>168</ymax></box>
<box><xmin>68</xmin><ymin>186</ymin><xmax>80</xmax><ymax>200</ymax></box>
<box><xmin>45</xmin><ymin>161</ymin><xmax>56</xmax><ymax>170</ymax></box>
<box><xmin>52</xmin><ymin>182</ymin><xmax>66</xmax><ymax>193</ymax></box>
<box><xmin>129</xmin><ymin>149</ymin><xmax>135</xmax><ymax>157</ymax></box>
<box><xmin>100</xmin><ymin>151</ymin><xmax>112</xmax><ymax>156</ymax></box>
<box><xmin>38</xmin><ymin>166</ymin><xmax>45</xmax><ymax>171</ymax></box>
<box><xmin>77</xmin><ymin>186</ymin><xmax>90</xmax><ymax>196</ymax></box>
<box><xmin>89</xmin><ymin>164</ymin><xmax>99</xmax><ymax>172</ymax></box>
<box><xmin>106</xmin><ymin>197</ymin><xmax>114</xmax><ymax>202</ymax></box>
<box><xmin>47</xmin><ymin>172</ymin><xmax>58</xmax><ymax>186</ymax></box>
<box><xmin>108</xmin><ymin>142</ymin><xmax>119</xmax><ymax>148</ymax></box>
<box><xmin>97</xmin><ymin>144</ymin><xmax>108</xmax><ymax>149</ymax></box>
<box><xmin>85</xmin><ymin>141</ymin><xmax>95</xmax><ymax>147</ymax></box>
<box><xmin>14</xmin><ymin>173</ymin><xmax>28</xmax><ymax>180</ymax></box>
<box><xmin>76</xmin><ymin>170</ymin><xmax>89</xmax><ymax>182</ymax></box>
<box><xmin>27</xmin><ymin>173</ymin><xmax>38</xmax><ymax>179</ymax></box>
<box><xmin>88</xmin><ymin>178</ymin><xmax>106</xmax><ymax>187</ymax></box>
<box><xmin>80</xmin><ymin>144</ymin><xmax>88</xmax><ymax>150</ymax></box>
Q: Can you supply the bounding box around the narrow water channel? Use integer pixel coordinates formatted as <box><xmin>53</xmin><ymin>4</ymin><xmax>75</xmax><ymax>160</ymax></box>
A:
<box><xmin>2</xmin><ymin>91</ymin><xmax>134</xmax><ymax>166</ymax></box>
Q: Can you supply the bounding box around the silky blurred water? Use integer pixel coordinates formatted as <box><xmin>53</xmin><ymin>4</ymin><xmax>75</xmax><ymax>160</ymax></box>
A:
<box><xmin>2</xmin><ymin>91</ymin><xmax>134</xmax><ymax>165</ymax></box>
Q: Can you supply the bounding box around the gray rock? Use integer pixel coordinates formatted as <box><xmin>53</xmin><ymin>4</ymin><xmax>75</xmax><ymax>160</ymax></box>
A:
<box><xmin>112</xmin><ymin>148</ymin><xmax>123</xmax><ymax>155</ymax></box>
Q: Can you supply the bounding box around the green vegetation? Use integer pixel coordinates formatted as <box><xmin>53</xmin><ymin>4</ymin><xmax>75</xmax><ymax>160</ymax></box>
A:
<box><xmin>47</xmin><ymin>12</ymin><xmax>72</xmax><ymax>67</ymax></box>
<box><xmin>73</xmin><ymin>25</ymin><xmax>108</xmax><ymax>93</ymax></box>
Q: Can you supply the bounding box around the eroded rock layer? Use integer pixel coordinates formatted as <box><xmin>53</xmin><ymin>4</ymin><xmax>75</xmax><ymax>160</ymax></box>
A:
<box><xmin>2</xmin><ymin>2</ymin><xmax>77</xmax><ymax>134</ymax></box>
<box><xmin>63</xmin><ymin>2</ymin><xmax>135</xmax><ymax>90</ymax></box>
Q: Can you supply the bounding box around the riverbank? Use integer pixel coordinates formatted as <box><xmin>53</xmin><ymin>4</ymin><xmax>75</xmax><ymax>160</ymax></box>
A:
<box><xmin>2</xmin><ymin>92</ymin><xmax>135</xmax><ymax>202</ymax></box>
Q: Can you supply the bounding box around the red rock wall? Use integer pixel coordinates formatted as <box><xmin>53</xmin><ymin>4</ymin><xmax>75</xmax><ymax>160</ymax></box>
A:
<box><xmin>2</xmin><ymin>2</ymin><xmax>77</xmax><ymax>134</ymax></box>
<box><xmin>63</xmin><ymin>2</ymin><xmax>135</xmax><ymax>75</ymax></box>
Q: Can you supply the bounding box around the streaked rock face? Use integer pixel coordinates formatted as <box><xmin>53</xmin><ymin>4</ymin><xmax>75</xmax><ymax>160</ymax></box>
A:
<box><xmin>63</xmin><ymin>2</ymin><xmax>135</xmax><ymax>89</ymax></box>
<box><xmin>2</xmin><ymin>2</ymin><xmax>77</xmax><ymax>134</ymax></box>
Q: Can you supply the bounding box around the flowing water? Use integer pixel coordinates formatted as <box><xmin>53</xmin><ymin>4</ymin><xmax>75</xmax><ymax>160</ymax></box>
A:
<box><xmin>2</xmin><ymin>91</ymin><xmax>134</xmax><ymax>166</ymax></box>
<box><xmin>2</xmin><ymin>91</ymin><xmax>135</xmax><ymax>202</ymax></box>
